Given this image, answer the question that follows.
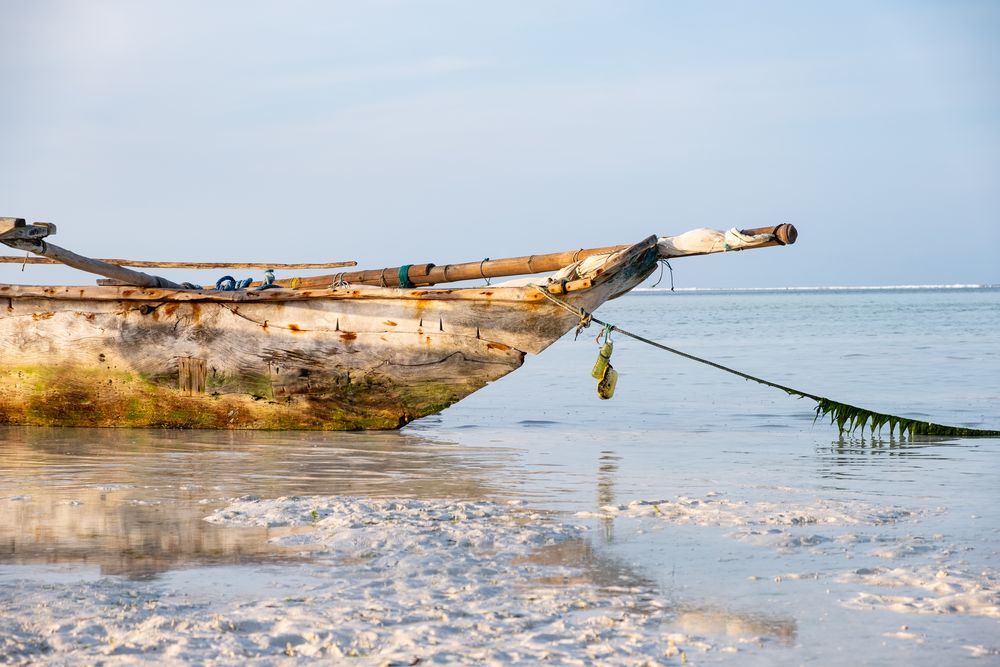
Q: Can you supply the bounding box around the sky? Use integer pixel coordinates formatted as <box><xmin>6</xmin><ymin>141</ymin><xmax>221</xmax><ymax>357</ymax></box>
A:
<box><xmin>1</xmin><ymin>1</ymin><xmax>998</xmax><ymax>288</ymax></box>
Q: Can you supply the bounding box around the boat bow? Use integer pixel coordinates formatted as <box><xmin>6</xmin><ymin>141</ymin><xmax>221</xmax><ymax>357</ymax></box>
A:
<box><xmin>0</xmin><ymin>224</ymin><xmax>795</xmax><ymax>429</ymax></box>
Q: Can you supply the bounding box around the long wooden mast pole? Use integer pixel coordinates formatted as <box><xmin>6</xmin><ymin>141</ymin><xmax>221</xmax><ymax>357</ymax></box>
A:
<box><xmin>279</xmin><ymin>244</ymin><xmax>631</xmax><ymax>289</ymax></box>
<box><xmin>278</xmin><ymin>224</ymin><xmax>797</xmax><ymax>289</ymax></box>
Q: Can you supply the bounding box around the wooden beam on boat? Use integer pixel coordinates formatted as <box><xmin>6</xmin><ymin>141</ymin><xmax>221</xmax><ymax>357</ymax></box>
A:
<box><xmin>277</xmin><ymin>224</ymin><xmax>797</xmax><ymax>289</ymax></box>
<box><xmin>0</xmin><ymin>219</ymin><xmax>55</xmax><ymax>241</ymax></box>
<box><xmin>0</xmin><ymin>217</ymin><xmax>28</xmax><ymax>235</ymax></box>
<box><xmin>547</xmin><ymin>278</ymin><xmax>593</xmax><ymax>294</ymax></box>
<box><xmin>0</xmin><ymin>256</ymin><xmax>358</xmax><ymax>269</ymax></box>
<box><xmin>0</xmin><ymin>222</ymin><xmax>187</xmax><ymax>289</ymax></box>
<box><xmin>278</xmin><ymin>244</ymin><xmax>628</xmax><ymax>289</ymax></box>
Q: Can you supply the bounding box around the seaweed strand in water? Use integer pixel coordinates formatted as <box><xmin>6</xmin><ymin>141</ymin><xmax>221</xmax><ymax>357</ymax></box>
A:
<box><xmin>588</xmin><ymin>316</ymin><xmax>1000</xmax><ymax>438</ymax></box>
<box><xmin>811</xmin><ymin>397</ymin><xmax>1000</xmax><ymax>438</ymax></box>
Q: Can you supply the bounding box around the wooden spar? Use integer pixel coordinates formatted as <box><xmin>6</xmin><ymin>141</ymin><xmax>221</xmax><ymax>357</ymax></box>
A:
<box><xmin>280</xmin><ymin>249</ymin><xmax>626</xmax><ymax>289</ymax></box>
<box><xmin>0</xmin><ymin>216</ymin><xmax>795</xmax><ymax>290</ymax></box>
<box><xmin>0</xmin><ymin>257</ymin><xmax>358</xmax><ymax>269</ymax></box>
<box><xmin>11</xmin><ymin>242</ymin><xmax>186</xmax><ymax>289</ymax></box>
<box><xmin>1</xmin><ymin>217</ymin><xmax>356</xmax><ymax>288</ymax></box>
<box><xmin>277</xmin><ymin>224</ymin><xmax>798</xmax><ymax>289</ymax></box>
<box><xmin>0</xmin><ymin>219</ymin><xmax>185</xmax><ymax>289</ymax></box>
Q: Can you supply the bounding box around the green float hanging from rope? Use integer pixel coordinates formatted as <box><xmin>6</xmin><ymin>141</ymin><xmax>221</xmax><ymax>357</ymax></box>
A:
<box><xmin>591</xmin><ymin>324</ymin><xmax>619</xmax><ymax>399</ymax></box>
<box><xmin>534</xmin><ymin>287</ymin><xmax>1000</xmax><ymax>438</ymax></box>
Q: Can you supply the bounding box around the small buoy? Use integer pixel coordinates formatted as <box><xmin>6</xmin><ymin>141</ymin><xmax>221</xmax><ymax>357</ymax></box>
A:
<box><xmin>591</xmin><ymin>341</ymin><xmax>613</xmax><ymax>379</ymax></box>
<box><xmin>597</xmin><ymin>365</ymin><xmax>618</xmax><ymax>399</ymax></box>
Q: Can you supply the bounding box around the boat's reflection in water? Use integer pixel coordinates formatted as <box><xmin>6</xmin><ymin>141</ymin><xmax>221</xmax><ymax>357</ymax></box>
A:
<box><xmin>0</xmin><ymin>425</ymin><xmax>796</xmax><ymax>646</ymax></box>
<box><xmin>0</xmin><ymin>426</ymin><xmax>511</xmax><ymax>578</ymax></box>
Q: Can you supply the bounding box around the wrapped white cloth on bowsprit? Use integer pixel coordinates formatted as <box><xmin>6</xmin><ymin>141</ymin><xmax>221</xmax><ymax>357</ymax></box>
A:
<box><xmin>540</xmin><ymin>227</ymin><xmax>780</xmax><ymax>286</ymax></box>
<box><xmin>656</xmin><ymin>227</ymin><xmax>775</xmax><ymax>258</ymax></box>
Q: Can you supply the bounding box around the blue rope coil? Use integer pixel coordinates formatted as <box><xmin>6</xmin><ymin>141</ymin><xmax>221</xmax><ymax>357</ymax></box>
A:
<box><xmin>214</xmin><ymin>275</ymin><xmax>254</xmax><ymax>291</ymax></box>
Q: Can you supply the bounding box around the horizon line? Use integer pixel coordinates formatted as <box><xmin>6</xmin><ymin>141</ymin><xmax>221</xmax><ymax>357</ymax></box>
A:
<box><xmin>633</xmin><ymin>283</ymin><xmax>998</xmax><ymax>293</ymax></box>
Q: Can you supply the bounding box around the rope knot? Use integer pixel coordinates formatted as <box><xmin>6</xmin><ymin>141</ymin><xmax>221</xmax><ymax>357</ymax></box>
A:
<box><xmin>574</xmin><ymin>310</ymin><xmax>592</xmax><ymax>339</ymax></box>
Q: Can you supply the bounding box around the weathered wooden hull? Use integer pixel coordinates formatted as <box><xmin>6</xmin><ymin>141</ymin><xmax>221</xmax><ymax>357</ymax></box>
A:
<box><xmin>0</xmin><ymin>244</ymin><xmax>658</xmax><ymax>429</ymax></box>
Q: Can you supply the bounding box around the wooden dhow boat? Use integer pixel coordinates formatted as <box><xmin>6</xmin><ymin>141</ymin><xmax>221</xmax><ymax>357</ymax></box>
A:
<box><xmin>0</xmin><ymin>218</ymin><xmax>796</xmax><ymax>429</ymax></box>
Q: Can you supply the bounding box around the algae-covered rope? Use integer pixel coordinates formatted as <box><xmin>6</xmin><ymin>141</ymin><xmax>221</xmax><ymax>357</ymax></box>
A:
<box><xmin>532</xmin><ymin>286</ymin><xmax>1000</xmax><ymax>438</ymax></box>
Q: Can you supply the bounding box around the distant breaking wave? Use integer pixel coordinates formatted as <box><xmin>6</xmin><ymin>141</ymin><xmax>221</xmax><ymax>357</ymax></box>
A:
<box><xmin>633</xmin><ymin>284</ymin><xmax>997</xmax><ymax>293</ymax></box>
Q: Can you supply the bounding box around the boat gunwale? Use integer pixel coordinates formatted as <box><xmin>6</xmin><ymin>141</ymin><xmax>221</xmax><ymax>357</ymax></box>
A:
<box><xmin>0</xmin><ymin>283</ymin><xmax>560</xmax><ymax>303</ymax></box>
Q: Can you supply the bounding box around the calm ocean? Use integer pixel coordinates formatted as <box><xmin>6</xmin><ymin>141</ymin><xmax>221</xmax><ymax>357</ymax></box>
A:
<box><xmin>2</xmin><ymin>286</ymin><xmax>998</xmax><ymax>664</ymax></box>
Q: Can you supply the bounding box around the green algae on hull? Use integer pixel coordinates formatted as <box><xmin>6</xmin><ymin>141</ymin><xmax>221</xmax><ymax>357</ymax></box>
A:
<box><xmin>0</xmin><ymin>365</ymin><xmax>478</xmax><ymax>430</ymax></box>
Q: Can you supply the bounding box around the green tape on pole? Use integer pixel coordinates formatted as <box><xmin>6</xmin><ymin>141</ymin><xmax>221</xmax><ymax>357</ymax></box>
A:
<box><xmin>398</xmin><ymin>264</ymin><xmax>414</xmax><ymax>288</ymax></box>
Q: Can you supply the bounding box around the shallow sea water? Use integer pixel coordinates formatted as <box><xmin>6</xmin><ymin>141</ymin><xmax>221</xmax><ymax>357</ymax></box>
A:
<box><xmin>1</xmin><ymin>287</ymin><xmax>998</xmax><ymax>664</ymax></box>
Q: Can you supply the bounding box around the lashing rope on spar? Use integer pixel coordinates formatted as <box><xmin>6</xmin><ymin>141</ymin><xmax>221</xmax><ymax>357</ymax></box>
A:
<box><xmin>479</xmin><ymin>258</ymin><xmax>491</xmax><ymax>286</ymax></box>
<box><xmin>531</xmin><ymin>286</ymin><xmax>1000</xmax><ymax>438</ymax></box>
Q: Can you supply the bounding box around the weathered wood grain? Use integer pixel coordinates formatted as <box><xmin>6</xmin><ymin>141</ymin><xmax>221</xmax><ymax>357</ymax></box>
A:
<box><xmin>547</xmin><ymin>278</ymin><xmax>593</xmax><ymax>294</ymax></box>
<box><xmin>0</xmin><ymin>221</ymin><xmax>54</xmax><ymax>241</ymax></box>
<box><xmin>0</xmin><ymin>218</ymin><xmax>26</xmax><ymax>235</ymax></box>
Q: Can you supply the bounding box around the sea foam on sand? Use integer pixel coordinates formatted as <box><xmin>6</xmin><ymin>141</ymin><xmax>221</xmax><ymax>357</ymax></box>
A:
<box><xmin>574</xmin><ymin>492</ymin><xmax>918</xmax><ymax>529</ymax></box>
<box><xmin>3</xmin><ymin>492</ymin><xmax>997</xmax><ymax>664</ymax></box>
<box><xmin>840</xmin><ymin>566</ymin><xmax>1000</xmax><ymax>619</ymax></box>
<box><xmin>2</xmin><ymin>495</ymin><xmax>765</xmax><ymax>665</ymax></box>
<box><xmin>579</xmin><ymin>491</ymin><xmax>1000</xmax><ymax>630</ymax></box>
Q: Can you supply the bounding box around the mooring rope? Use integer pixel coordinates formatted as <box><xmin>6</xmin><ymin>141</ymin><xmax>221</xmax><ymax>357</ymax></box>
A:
<box><xmin>532</xmin><ymin>286</ymin><xmax>1000</xmax><ymax>438</ymax></box>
